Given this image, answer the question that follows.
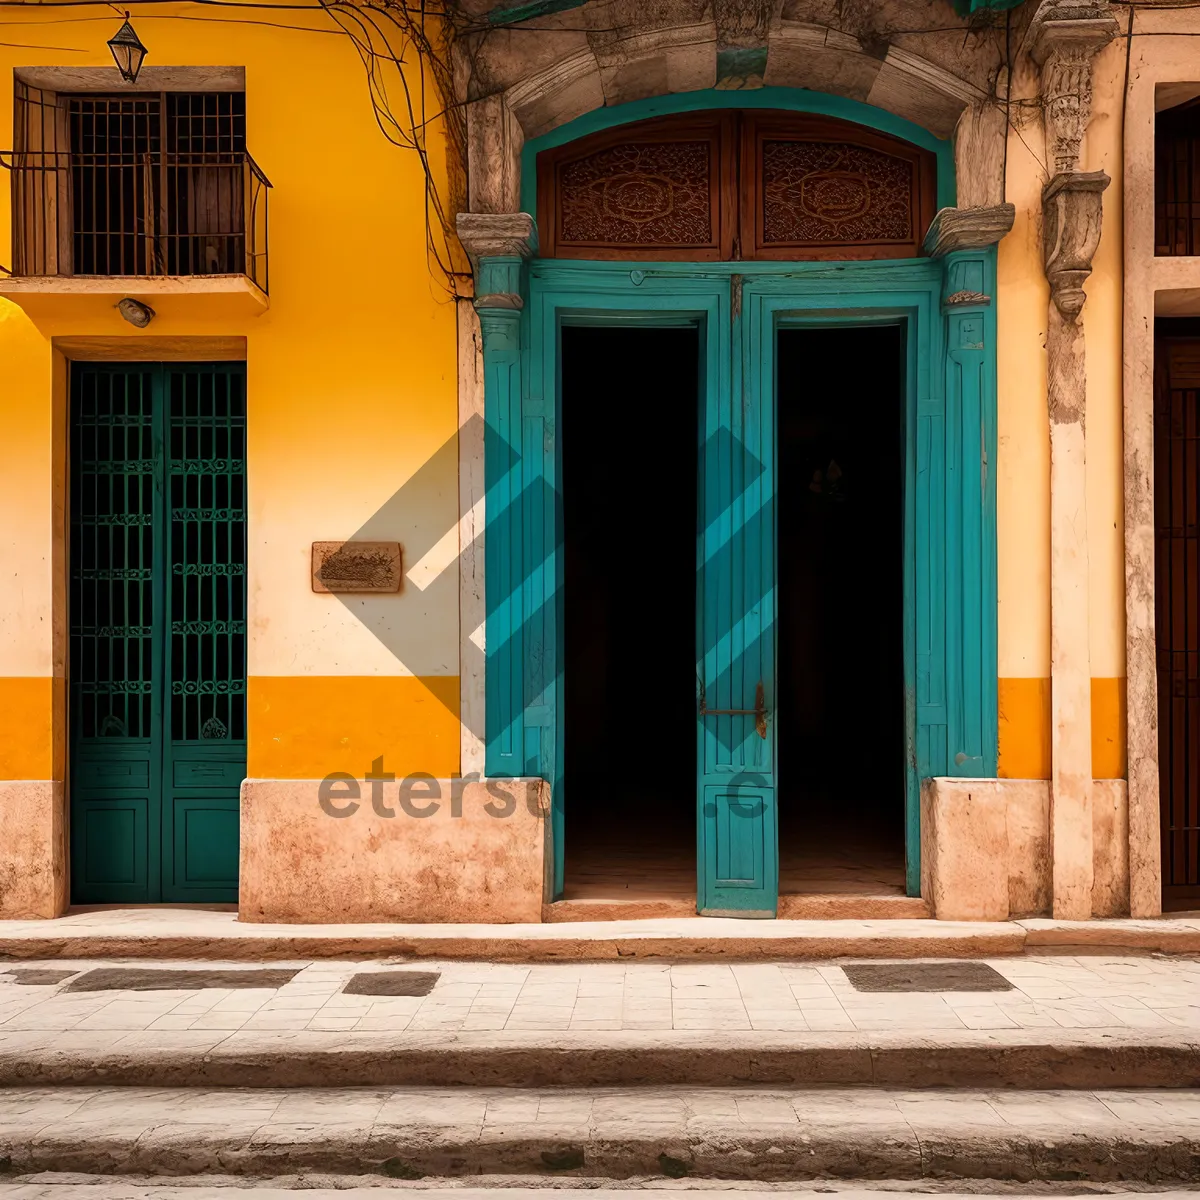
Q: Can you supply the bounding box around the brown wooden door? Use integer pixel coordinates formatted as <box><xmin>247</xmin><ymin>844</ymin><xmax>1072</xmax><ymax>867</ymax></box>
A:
<box><xmin>1156</xmin><ymin>329</ymin><xmax>1200</xmax><ymax>907</ymax></box>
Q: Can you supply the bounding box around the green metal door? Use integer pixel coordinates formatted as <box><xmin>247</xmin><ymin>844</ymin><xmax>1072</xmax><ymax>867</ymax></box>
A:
<box><xmin>70</xmin><ymin>362</ymin><xmax>246</xmax><ymax>903</ymax></box>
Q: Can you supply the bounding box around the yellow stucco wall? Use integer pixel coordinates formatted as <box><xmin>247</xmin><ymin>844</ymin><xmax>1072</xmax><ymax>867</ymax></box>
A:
<box><xmin>995</xmin><ymin>44</ymin><xmax>1127</xmax><ymax>781</ymax></box>
<box><xmin>0</xmin><ymin>8</ymin><xmax>1133</xmax><ymax>792</ymax></box>
<box><xmin>0</xmin><ymin>6</ymin><xmax>460</xmax><ymax>783</ymax></box>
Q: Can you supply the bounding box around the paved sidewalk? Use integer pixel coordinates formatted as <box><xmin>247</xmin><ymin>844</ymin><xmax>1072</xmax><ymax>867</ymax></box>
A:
<box><xmin>3</xmin><ymin>955</ymin><xmax>1199</xmax><ymax>1037</ymax></box>
<box><xmin>1</xmin><ymin>909</ymin><xmax>1199</xmax><ymax>961</ymax></box>
<box><xmin>0</xmin><ymin>1085</ymin><xmax>1199</xmax><ymax>1182</ymax></box>
<box><xmin>1</xmin><ymin>954</ymin><xmax>1198</xmax><ymax>1089</ymax></box>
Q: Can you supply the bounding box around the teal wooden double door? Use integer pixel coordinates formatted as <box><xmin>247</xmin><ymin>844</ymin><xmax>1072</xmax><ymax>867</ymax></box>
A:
<box><xmin>69</xmin><ymin>362</ymin><xmax>246</xmax><ymax>904</ymax></box>
<box><xmin>488</xmin><ymin>256</ymin><xmax>998</xmax><ymax>915</ymax></box>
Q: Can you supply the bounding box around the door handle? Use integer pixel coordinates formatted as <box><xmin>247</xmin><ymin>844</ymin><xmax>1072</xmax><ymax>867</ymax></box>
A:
<box><xmin>699</xmin><ymin>680</ymin><xmax>768</xmax><ymax>739</ymax></box>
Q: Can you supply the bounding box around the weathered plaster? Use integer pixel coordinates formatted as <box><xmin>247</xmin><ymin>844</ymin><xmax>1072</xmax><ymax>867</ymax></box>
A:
<box><xmin>240</xmin><ymin>779</ymin><xmax>552</xmax><ymax>923</ymax></box>
<box><xmin>1030</xmin><ymin>0</ymin><xmax>1117</xmax><ymax>920</ymax></box>
<box><xmin>922</xmin><ymin>776</ymin><xmax>1129</xmax><ymax>920</ymax></box>
<box><xmin>0</xmin><ymin>781</ymin><xmax>67</xmax><ymax>919</ymax></box>
<box><xmin>1118</xmin><ymin>6</ymin><xmax>1200</xmax><ymax>916</ymax></box>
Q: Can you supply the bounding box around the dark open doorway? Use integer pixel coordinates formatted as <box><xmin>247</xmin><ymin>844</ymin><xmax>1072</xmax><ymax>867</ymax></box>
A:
<box><xmin>776</xmin><ymin>325</ymin><xmax>907</xmax><ymax>900</ymax></box>
<box><xmin>561</xmin><ymin>325</ymin><xmax>700</xmax><ymax>912</ymax></box>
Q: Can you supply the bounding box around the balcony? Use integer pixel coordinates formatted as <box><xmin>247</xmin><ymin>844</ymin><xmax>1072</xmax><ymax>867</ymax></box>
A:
<box><xmin>1</xmin><ymin>89</ymin><xmax>270</xmax><ymax>324</ymax></box>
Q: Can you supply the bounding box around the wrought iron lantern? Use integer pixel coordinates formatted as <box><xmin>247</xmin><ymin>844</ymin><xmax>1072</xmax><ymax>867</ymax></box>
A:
<box><xmin>107</xmin><ymin>14</ymin><xmax>148</xmax><ymax>84</ymax></box>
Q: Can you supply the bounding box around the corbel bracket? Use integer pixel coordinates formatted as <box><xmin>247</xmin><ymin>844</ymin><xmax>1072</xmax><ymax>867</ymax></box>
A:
<box><xmin>924</xmin><ymin>204</ymin><xmax>1016</xmax><ymax>257</ymax></box>
<box><xmin>1042</xmin><ymin>170</ymin><xmax>1109</xmax><ymax>319</ymax></box>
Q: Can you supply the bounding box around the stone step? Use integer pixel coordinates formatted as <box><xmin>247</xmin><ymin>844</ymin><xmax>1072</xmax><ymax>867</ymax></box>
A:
<box><xmin>543</xmin><ymin>895</ymin><xmax>933</xmax><ymax>922</ymax></box>
<box><xmin>2</xmin><ymin>1028</ymin><xmax>1198</xmax><ymax>1090</ymax></box>
<box><xmin>1</xmin><ymin>1085</ymin><xmax>1198</xmax><ymax>1183</ymax></box>
<box><xmin>3</xmin><ymin>1191</ymin><xmax>1195</xmax><ymax>1200</ymax></box>
<box><xmin>2</xmin><ymin>910</ymin><xmax>1199</xmax><ymax>962</ymax></box>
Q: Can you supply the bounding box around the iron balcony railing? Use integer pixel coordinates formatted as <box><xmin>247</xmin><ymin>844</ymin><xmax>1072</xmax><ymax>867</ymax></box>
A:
<box><xmin>3</xmin><ymin>146</ymin><xmax>271</xmax><ymax>292</ymax></box>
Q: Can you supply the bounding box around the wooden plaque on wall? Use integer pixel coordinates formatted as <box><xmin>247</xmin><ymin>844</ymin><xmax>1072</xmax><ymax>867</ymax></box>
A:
<box><xmin>537</xmin><ymin>111</ymin><xmax>937</xmax><ymax>262</ymax></box>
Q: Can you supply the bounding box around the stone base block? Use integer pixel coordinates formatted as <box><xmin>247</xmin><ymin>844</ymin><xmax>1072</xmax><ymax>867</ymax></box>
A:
<box><xmin>921</xmin><ymin>777</ymin><xmax>1131</xmax><ymax>921</ymax></box>
<box><xmin>0</xmin><ymin>780</ymin><xmax>67</xmax><ymax>918</ymax></box>
<box><xmin>240</xmin><ymin>777</ymin><xmax>551</xmax><ymax>923</ymax></box>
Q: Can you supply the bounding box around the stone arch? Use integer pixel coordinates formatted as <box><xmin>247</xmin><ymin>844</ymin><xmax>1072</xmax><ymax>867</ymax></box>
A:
<box><xmin>456</xmin><ymin>0</ymin><xmax>1014</xmax><ymax>218</ymax></box>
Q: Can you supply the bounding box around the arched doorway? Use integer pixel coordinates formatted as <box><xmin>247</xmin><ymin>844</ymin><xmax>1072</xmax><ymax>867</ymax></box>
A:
<box><xmin>471</xmin><ymin>96</ymin><xmax>999</xmax><ymax>917</ymax></box>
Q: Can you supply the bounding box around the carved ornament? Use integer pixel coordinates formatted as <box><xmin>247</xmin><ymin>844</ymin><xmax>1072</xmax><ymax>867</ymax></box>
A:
<box><xmin>455</xmin><ymin>212</ymin><xmax>538</xmax><ymax>310</ymax></box>
<box><xmin>1028</xmin><ymin>0</ymin><xmax>1118</xmax><ymax>174</ymax></box>
<box><xmin>1042</xmin><ymin>170</ymin><xmax>1109</xmax><ymax>319</ymax></box>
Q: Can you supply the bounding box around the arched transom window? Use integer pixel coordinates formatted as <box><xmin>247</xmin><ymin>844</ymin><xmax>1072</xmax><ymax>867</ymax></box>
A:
<box><xmin>536</xmin><ymin>111</ymin><xmax>937</xmax><ymax>262</ymax></box>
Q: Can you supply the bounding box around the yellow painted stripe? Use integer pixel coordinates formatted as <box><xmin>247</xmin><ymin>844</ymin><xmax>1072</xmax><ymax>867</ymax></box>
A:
<box><xmin>0</xmin><ymin>678</ymin><xmax>55</xmax><ymax>780</ymax></box>
<box><xmin>998</xmin><ymin>677</ymin><xmax>1127</xmax><ymax>780</ymax></box>
<box><xmin>998</xmin><ymin>677</ymin><xmax>1051</xmax><ymax>780</ymax></box>
<box><xmin>1091</xmin><ymin>677</ymin><xmax>1126</xmax><ymax>780</ymax></box>
<box><xmin>248</xmin><ymin>675</ymin><xmax>460</xmax><ymax>779</ymax></box>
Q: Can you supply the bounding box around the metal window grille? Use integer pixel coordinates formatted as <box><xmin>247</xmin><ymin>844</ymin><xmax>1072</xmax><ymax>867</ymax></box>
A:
<box><xmin>1156</xmin><ymin>102</ymin><xmax>1200</xmax><ymax>257</ymax></box>
<box><xmin>70</xmin><ymin>368</ymin><xmax>156</xmax><ymax>741</ymax></box>
<box><xmin>168</xmin><ymin>366</ymin><xmax>247</xmax><ymax>743</ymax></box>
<box><xmin>4</xmin><ymin>84</ymin><xmax>270</xmax><ymax>290</ymax></box>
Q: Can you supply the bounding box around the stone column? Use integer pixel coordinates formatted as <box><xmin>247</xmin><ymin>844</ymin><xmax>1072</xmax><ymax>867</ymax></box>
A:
<box><xmin>1029</xmin><ymin>0</ymin><xmax>1117</xmax><ymax>919</ymax></box>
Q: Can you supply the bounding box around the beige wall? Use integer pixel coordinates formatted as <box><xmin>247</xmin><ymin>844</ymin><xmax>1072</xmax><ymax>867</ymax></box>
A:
<box><xmin>995</xmin><ymin>39</ymin><xmax>1128</xmax><ymax>786</ymax></box>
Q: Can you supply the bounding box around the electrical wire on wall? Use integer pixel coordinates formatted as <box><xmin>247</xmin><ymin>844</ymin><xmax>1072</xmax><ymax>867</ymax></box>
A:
<box><xmin>16</xmin><ymin>0</ymin><xmax>1159</xmax><ymax>297</ymax></box>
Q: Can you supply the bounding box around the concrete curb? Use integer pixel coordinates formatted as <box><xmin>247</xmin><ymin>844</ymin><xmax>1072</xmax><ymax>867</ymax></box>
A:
<box><xmin>1</xmin><ymin>1118</ymin><xmax>1199</xmax><ymax>1183</ymax></box>
<box><xmin>3</xmin><ymin>1032</ymin><xmax>1198</xmax><ymax>1089</ymax></box>
<box><xmin>0</xmin><ymin>931</ymin><xmax>1028</xmax><ymax>962</ymax></box>
<box><xmin>1</xmin><ymin>914</ymin><xmax>1199</xmax><ymax>962</ymax></box>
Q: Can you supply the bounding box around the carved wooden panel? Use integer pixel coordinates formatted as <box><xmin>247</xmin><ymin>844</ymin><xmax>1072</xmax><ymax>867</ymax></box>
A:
<box><xmin>538</xmin><ymin>115</ymin><xmax>735</xmax><ymax>261</ymax></box>
<box><xmin>537</xmin><ymin>111</ymin><xmax>937</xmax><ymax>262</ymax></box>
<box><xmin>742</xmin><ymin>114</ymin><xmax>935</xmax><ymax>260</ymax></box>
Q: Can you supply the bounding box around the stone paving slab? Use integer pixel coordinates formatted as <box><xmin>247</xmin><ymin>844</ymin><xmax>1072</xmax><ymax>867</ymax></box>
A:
<box><xmin>0</xmin><ymin>910</ymin><xmax>1198</xmax><ymax>962</ymax></box>
<box><xmin>3</xmin><ymin>956</ymin><xmax>1199</xmax><ymax>1038</ymax></box>
<box><xmin>0</xmin><ymin>1086</ymin><xmax>1199</xmax><ymax>1183</ymax></box>
<box><xmin>1</xmin><ymin>956</ymin><xmax>1199</xmax><ymax>1088</ymax></box>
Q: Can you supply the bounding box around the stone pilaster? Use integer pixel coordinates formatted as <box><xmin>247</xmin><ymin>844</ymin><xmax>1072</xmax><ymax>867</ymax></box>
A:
<box><xmin>1029</xmin><ymin>0</ymin><xmax>1117</xmax><ymax>920</ymax></box>
<box><xmin>455</xmin><ymin>212</ymin><xmax>537</xmax><ymax>779</ymax></box>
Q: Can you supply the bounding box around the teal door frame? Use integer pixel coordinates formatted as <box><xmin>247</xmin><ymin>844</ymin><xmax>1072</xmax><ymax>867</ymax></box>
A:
<box><xmin>479</xmin><ymin>89</ymin><xmax>996</xmax><ymax>907</ymax></box>
<box><xmin>481</xmin><ymin>251</ymin><xmax>998</xmax><ymax>904</ymax></box>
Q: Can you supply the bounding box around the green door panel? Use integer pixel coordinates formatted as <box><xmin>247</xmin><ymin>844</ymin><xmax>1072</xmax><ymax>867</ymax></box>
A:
<box><xmin>70</xmin><ymin>362</ymin><xmax>245</xmax><ymax>904</ymax></box>
<box><xmin>171</xmin><ymin>797</ymin><xmax>240</xmax><ymax>892</ymax></box>
<box><xmin>72</xmin><ymin>797</ymin><xmax>149</xmax><ymax>899</ymax></box>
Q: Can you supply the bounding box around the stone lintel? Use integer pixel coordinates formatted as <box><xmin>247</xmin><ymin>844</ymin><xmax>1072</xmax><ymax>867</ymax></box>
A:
<box><xmin>923</xmin><ymin>204</ymin><xmax>1016</xmax><ymax>257</ymax></box>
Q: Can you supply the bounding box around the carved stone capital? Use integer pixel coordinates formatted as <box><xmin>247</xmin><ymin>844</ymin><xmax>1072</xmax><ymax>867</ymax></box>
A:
<box><xmin>456</xmin><ymin>212</ymin><xmax>538</xmax><ymax>260</ymax></box>
<box><xmin>455</xmin><ymin>212</ymin><xmax>538</xmax><ymax>311</ymax></box>
<box><xmin>1042</xmin><ymin>170</ymin><xmax>1109</xmax><ymax>319</ymax></box>
<box><xmin>1028</xmin><ymin>0</ymin><xmax>1118</xmax><ymax>174</ymax></box>
<box><xmin>923</xmin><ymin>204</ymin><xmax>1016</xmax><ymax>257</ymax></box>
